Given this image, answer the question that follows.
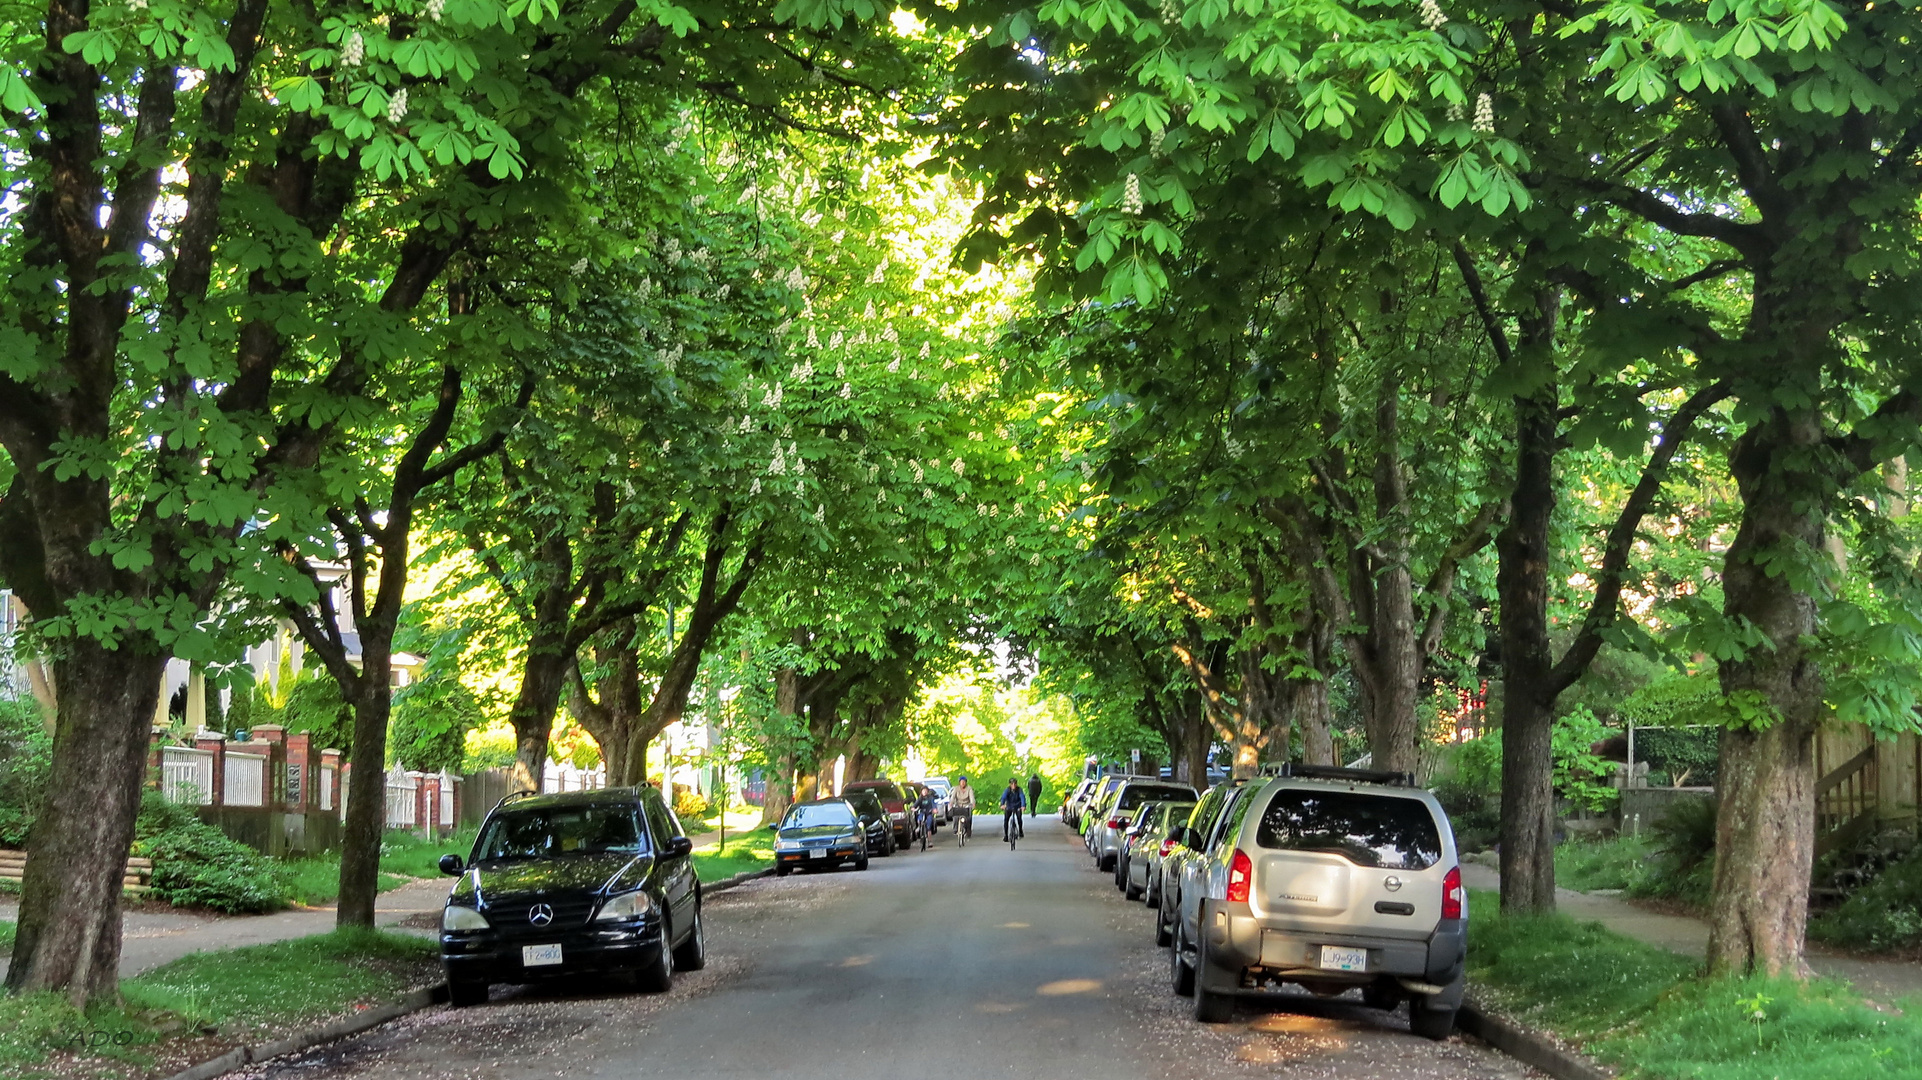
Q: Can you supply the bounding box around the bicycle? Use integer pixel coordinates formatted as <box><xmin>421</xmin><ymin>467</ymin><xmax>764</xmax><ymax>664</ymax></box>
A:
<box><xmin>1003</xmin><ymin>811</ymin><xmax>1018</xmax><ymax>850</ymax></box>
<box><xmin>956</xmin><ymin>809</ymin><xmax>972</xmax><ymax>846</ymax></box>
<box><xmin>917</xmin><ymin>805</ymin><xmax>934</xmax><ymax>851</ymax></box>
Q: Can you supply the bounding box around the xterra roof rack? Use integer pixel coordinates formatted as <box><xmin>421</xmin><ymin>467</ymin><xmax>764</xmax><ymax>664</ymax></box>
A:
<box><xmin>491</xmin><ymin>789</ymin><xmax>539</xmax><ymax>813</ymax></box>
<box><xmin>1260</xmin><ymin>762</ymin><xmax>1418</xmax><ymax>788</ymax></box>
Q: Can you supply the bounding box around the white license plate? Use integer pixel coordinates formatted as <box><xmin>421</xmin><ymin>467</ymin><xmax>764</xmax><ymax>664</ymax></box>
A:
<box><xmin>522</xmin><ymin>943</ymin><xmax>563</xmax><ymax>967</ymax></box>
<box><xmin>808</xmin><ymin>848</ymin><xmax>827</xmax><ymax>858</ymax></box>
<box><xmin>1319</xmin><ymin>945</ymin><xmax>1367</xmax><ymax>972</ymax></box>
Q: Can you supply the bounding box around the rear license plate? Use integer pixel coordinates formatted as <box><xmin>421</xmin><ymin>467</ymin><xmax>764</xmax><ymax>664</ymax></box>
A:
<box><xmin>522</xmin><ymin>943</ymin><xmax>563</xmax><ymax>967</ymax></box>
<box><xmin>1319</xmin><ymin>945</ymin><xmax>1367</xmax><ymax>972</ymax></box>
<box><xmin>808</xmin><ymin>848</ymin><xmax>826</xmax><ymax>858</ymax></box>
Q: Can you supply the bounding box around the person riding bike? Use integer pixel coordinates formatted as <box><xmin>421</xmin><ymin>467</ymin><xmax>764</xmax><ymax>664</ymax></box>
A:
<box><xmin>914</xmin><ymin>785</ymin><xmax>937</xmax><ymax>849</ymax></box>
<box><xmin>1000</xmin><ymin>778</ymin><xmax>1026</xmax><ymax>842</ymax></box>
<box><xmin>950</xmin><ymin>776</ymin><xmax>976</xmax><ymax>842</ymax></box>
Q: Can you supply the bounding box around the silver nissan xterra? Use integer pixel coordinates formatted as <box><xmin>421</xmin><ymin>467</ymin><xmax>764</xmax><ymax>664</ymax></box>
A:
<box><xmin>1165</xmin><ymin>764</ymin><xmax>1466</xmax><ymax>1038</ymax></box>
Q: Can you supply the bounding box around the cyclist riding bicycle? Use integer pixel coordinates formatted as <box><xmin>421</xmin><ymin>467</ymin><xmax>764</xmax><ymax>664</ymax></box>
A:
<box><xmin>1000</xmin><ymin>778</ymin><xmax>1026</xmax><ymax>844</ymax></box>
<box><xmin>914</xmin><ymin>785</ymin><xmax>937</xmax><ymax>849</ymax></box>
<box><xmin>951</xmin><ymin>776</ymin><xmax>976</xmax><ymax>843</ymax></box>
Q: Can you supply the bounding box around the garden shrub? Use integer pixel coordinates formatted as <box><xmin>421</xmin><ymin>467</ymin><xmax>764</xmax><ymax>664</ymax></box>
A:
<box><xmin>0</xmin><ymin>697</ymin><xmax>50</xmax><ymax>848</ymax></box>
<box><xmin>1811</xmin><ymin>846</ymin><xmax>1922</xmax><ymax>952</ymax></box>
<box><xmin>1626</xmin><ymin>795</ymin><xmax>1716</xmax><ymax>904</ymax></box>
<box><xmin>134</xmin><ymin>790</ymin><xmax>289</xmax><ymax>913</ymax></box>
<box><xmin>674</xmin><ymin>789</ymin><xmax>709</xmax><ymax>820</ymax></box>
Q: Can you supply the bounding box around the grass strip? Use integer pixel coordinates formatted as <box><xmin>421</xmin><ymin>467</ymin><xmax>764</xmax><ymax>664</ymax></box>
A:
<box><xmin>1467</xmin><ymin>889</ymin><xmax>1922</xmax><ymax>1079</ymax></box>
<box><xmin>692</xmin><ymin>838</ymin><xmax>774</xmax><ymax>884</ymax></box>
<box><xmin>278</xmin><ymin>827</ymin><xmax>479</xmax><ymax>906</ymax></box>
<box><xmin>0</xmin><ymin>918</ymin><xmax>14</xmax><ymax>954</ymax></box>
<box><xmin>0</xmin><ymin>928</ymin><xmax>437</xmax><ymax>1079</ymax></box>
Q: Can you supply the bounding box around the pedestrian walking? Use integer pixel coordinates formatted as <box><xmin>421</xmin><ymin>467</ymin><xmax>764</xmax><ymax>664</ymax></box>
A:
<box><xmin>1026</xmin><ymin>773</ymin><xmax>1043</xmax><ymax>816</ymax></box>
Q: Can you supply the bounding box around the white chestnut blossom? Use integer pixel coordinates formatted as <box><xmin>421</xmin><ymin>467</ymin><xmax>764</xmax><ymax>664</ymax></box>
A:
<box><xmin>340</xmin><ymin>30</ymin><xmax>365</xmax><ymax>67</ymax></box>
<box><xmin>1419</xmin><ymin>0</ymin><xmax>1448</xmax><ymax>31</ymax></box>
<box><xmin>386</xmin><ymin>88</ymin><xmax>409</xmax><ymax>123</ymax></box>
<box><xmin>1472</xmin><ymin>93</ymin><xmax>1496</xmax><ymax>134</ymax></box>
<box><xmin>1121</xmin><ymin>173</ymin><xmax>1143</xmax><ymax>214</ymax></box>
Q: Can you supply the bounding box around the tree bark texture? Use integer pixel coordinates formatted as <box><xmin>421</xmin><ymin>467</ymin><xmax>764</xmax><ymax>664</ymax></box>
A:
<box><xmin>1708</xmin><ymin>407</ymin><xmax>1828</xmax><ymax>976</ymax></box>
<box><xmin>3</xmin><ymin>644</ymin><xmax>165</xmax><ymax>1000</ymax></box>
<box><xmin>1495</xmin><ymin>385</ymin><xmax>1561</xmax><ymax>914</ymax></box>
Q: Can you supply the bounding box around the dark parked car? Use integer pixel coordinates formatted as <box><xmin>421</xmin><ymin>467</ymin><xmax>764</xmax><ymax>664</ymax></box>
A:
<box><xmin>773</xmin><ymin>798</ymin><xmax>869</xmax><ymax>874</ymax></box>
<box><xmin>843</xmin><ymin>779</ymin><xmax>918</xmax><ymax>846</ymax></box>
<box><xmin>437</xmin><ymin>787</ymin><xmax>704</xmax><ymax>1007</ymax></box>
<box><xmin>840</xmin><ymin>787</ymin><xmax>897</xmax><ymax>856</ymax></box>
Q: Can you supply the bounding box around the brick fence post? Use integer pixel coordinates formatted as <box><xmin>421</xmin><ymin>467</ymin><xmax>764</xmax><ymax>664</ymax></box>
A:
<box><xmin>147</xmin><ymin>725</ymin><xmax>169</xmax><ymax>790</ymax></box>
<box><xmin>252</xmin><ymin>724</ymin><xmax>287</xmax><ymax>806</ymax></box>
<box><xmin>285</xmin><ymin>731</ymin><xmax>313</xmax><ymax>813</ymax></box>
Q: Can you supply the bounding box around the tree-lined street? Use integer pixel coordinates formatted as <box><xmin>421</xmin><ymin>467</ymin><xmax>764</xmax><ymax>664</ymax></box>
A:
<box><xmin>240</xmin><ymin>822</ymin><xmax>1534</xmax><ymax>1080</ymax></box>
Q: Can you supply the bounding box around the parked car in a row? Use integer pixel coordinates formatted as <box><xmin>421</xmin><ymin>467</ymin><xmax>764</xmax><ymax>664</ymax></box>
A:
<box><xmin>436</xmin><ymin>786</ymin><xmax>705</xmax><ymax>1007</ymax></box>
<box><xmin>1090</xmin><ymin>764</ymin><xmax>1466</xmax><ymax>1040</ymax></box>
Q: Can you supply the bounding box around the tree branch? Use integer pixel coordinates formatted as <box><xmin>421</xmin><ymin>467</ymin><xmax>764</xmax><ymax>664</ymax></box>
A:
<box><xmin>1547</xmin><ymin>380</ymin><xmax>1732</xmax><ymax>694</ymax></box>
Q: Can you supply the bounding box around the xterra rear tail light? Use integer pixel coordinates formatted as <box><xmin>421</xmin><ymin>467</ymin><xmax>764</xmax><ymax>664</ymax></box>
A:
<box><xmin>1159</xmin><ymin>837</ymin><xmax>1177</xmax><ymax>857</ymax></box>
<box><xmin>1442</xmin><ymin>865</ymin><xmax>1463</xmax><ymax>920</ymax></box>
<box><xmin>1227</xmin><ymin>848</ymin><xmax>1252</xmax><ymax>903</ymax></box>
<box><xmin>1107</xmin><ymin>816</ymin><xmax>1129</xmax><ymax>830</ymax></box>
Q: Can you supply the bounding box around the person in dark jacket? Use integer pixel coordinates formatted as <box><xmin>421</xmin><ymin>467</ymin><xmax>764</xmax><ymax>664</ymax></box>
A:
<box><xmin>1000</xmin><ymin>778</ymin><xmax>1026</xmax><ymax>841</ymax></box>
<box><xmin>1026</xmin><ymin>773</ymin><xmax>1043</xmax><ymax>816</ymax></box>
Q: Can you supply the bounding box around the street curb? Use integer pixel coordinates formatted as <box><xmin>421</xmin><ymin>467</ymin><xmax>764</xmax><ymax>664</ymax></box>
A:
<box><xmin>161</xmin><ymin>869</ymin><xmax>774</xmax><ymax>1080</ymax></box>
<box><xmin>1458</xmin><ymin>998</ymin><xmax>1613</xmax><ymax>1080</ymax></box>
<box><xmin>703</xmin><ymin>867</ymin><xmax>775</xmax><ymax>894</ymax></box>
<box><xmin>162</xmin><ymin>983</ymin><xmax>449</xmax><ymax>1080</ymax></box>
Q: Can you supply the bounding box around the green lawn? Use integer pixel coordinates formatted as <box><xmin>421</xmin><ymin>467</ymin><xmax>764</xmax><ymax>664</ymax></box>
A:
<box><xmin>0</xmin><ymin>928</ymin><xmax>437</xmax><ymax>1079</ymax></box>
<box><xmin>1467</xmin><ymin>889</ymin><xmax>1922</xmax><ymax>1079</ymax></box>
<box><xmin>692</xmin><ymin>836</ymin><xmax>774</xmax><ymax>883</ymax></box>
<box><xmin>0</xmin><ymin>918</ymin><xmax>13</xmax><ymax>954</ymax></box>
<box><xmin>1553</xmin><ymin>834</ymin><xmax>1653</xmax><ymax>892</ymax></box>
<box><xmin>278</xmin><ymin>827</ymin><xmax>478</xmax><ymax>906</ymax></box>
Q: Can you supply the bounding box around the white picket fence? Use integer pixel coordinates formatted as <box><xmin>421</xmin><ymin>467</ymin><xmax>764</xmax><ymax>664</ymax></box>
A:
<box><xmin>385</xmin><ymin>767</ymin><xmax>419</xmax><ymax>828</ymax></box>
<box><xmin>161</xmin><ymin>746</ymin><xmax>214</xmax><ymax>806</ymax></box>
<box><xmin>542</xmin><ymin>763</ymin><xmax>607</xmax><ymax>792</ymax></box>
<box><xmin>225</xmin><ymin>752</ymin><xmax>266</xmax><ymax>806</ymax></box>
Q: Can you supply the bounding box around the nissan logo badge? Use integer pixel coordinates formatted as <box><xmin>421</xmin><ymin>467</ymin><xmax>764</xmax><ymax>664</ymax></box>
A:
<box><xmin>528</xmin><ymin>903</ymin><xmax>554</xmax><ymax>926</ymax></box>
<box><xmin>1383</xmin><ymin>876</ymin><xmax>1403</xmax><ymax>892</ymax></box>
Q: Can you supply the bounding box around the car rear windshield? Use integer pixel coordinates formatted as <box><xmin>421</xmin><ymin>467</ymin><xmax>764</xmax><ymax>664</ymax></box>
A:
<box><xmin>476</xmin><ymin>805</ymin><xmax>648</xmax><ymax>861</ymax></box>
<box><xmin>849</xmin><ymin>783</ymin><xmax>901</xmax><ymax>800</ymax></box>
<box><xmin>782</xmin><ymin>804</ymin><xmax>857</xmax><ymax>828</ymax></box>
<box><xmin>1254</xmin><ymin>790</ymin><xmax>1442</xmax><ymax>870</ymax></box>
<box><xmin>1116</xmin><ymin>785</ymin><xmax>1196</xmax><ymax>811</ymax></box>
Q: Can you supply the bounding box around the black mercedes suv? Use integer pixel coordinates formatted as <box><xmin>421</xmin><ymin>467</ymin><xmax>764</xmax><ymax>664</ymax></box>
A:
<box><xmin>437</xmin><ymin>786</ymin><xmax>704</xmax><ymax>1006</ymax></box>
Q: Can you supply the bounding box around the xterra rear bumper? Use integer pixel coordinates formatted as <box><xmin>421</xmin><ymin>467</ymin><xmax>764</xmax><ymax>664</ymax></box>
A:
<box><xmin>1195</xmin><ymin>899</ymin><xmax>1465</xmax><ymax>1006</ymax></box>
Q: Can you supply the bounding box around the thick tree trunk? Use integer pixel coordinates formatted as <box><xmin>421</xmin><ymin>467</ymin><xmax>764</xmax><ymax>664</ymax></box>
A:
<box><xmin>1708</xmin><ymin>408</ymin><xmax>1828</xmax><ymax>976</ymax></box>
<box><xmin>510</xmin><ymin>623</ymin><xmax>572</xmax><ymax>793</ymax></box>
<box><xmin>1496</xmin><ymin>388</ymin><xmax>1560</xmax><ymax>913</ymax></box>
<box><xmin>5</xmin><ymin>643</ymin><xmax>165</xmax><ymax>1000</ymax></box>
<box><xmin>1368</xmin><ymin>571</ymin><xmax>1421</xmax><ymax>776</ymax></box>
<box><xmin>337</xmin><ymin>672</ymin><xmax>393</xmax><ymax>928</ymax></box>
<box><xmin>1287</xmin><ymin>672</ymin><xmax>1335</xmax><ymax>766</ymax></box>
<box><xmin>1182</xmin><ymin>695</ymin><xmax>1212</xmax><ymax>785</ymax></box>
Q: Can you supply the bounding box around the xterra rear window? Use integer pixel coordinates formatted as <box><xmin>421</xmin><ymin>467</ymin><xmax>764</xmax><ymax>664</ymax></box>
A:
<box><xmin>1254</xmin><ymin>790</ymin><xmax>1442</xmax><ymax>870</ymax></box>
<box><xmin>1115</xmin><ymin>785</ymin><xmax>1195</xmax><ymax>811</ymax></box>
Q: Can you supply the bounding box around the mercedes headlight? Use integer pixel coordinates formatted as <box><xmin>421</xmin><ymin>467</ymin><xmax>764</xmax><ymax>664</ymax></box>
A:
<box><xmin>442</xmin><ymin>905</ymin><xmax>490</xmax><ymax>931</ymax></box>
<box><xmin>595</xmin><ymin>890</ymin><xmax>655</xmax><ymax>921</ymax></box>
<box><xmin>775</xmin><ymin>839</ymin><xmax>802</xmax><ymax>852</ymax></box>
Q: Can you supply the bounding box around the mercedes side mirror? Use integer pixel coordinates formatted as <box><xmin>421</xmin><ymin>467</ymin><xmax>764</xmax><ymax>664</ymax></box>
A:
<box><xmin>438</xmin><ymin>853</ymin><xmax>465</xmax><ymax>876</ymax></box>
<box><xmin>667</xmin><ymin>836</ymin><xmax>695</xmax><ymax>857</ymax></box>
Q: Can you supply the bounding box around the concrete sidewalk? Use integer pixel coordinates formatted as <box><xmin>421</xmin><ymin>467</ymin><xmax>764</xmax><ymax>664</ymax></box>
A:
<box><xmin>1462</xmin><ymin>861</ymin><xmax>1922</xmax><ymax>1001</ymax></box>
<box><xmin>0</xmin><ymin>877</ymin><xmax>452</xmax><ymax>977</ymax></box>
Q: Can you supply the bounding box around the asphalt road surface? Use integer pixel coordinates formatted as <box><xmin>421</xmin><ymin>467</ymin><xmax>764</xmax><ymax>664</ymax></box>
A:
<box><xmin>239</xmin><ymin>819</ymin><xmax>1537</xmax><ymax>1080</ymax></box>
